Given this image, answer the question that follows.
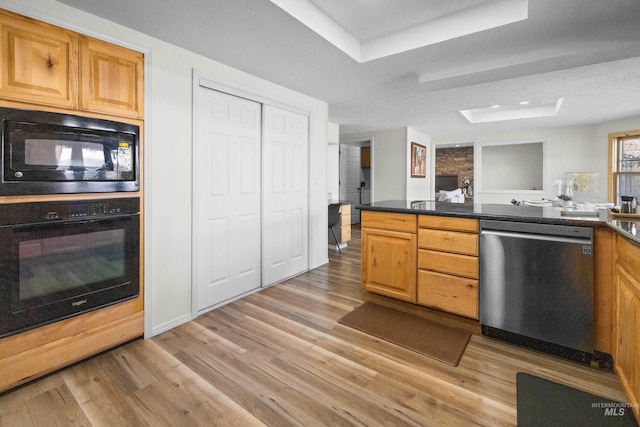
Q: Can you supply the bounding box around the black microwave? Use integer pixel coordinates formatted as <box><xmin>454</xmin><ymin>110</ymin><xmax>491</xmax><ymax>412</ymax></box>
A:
<box><xmin>0</xmin><ymin>107</ymin><xmax>139</xmax><ymax>195</ymax></box>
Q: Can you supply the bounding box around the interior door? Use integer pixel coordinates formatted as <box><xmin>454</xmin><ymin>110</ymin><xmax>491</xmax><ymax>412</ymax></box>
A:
<box><xmin>339</xmin><ymin>144</ymin><xmax>361</xmax><ymax>224</ymax></box>
<box><xmin>262</xmin><ymin>105</ymin><xmax>309</xmax><ymax>286</ymax></box>
<box><xmin>195</xmin><ymin>88</ymin><xmax>262</xmax><ymax>312</ymax></box>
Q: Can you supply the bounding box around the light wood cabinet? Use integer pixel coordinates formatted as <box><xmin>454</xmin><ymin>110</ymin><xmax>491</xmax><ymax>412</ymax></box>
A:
<box><xmin>614</xmin><ymin>235</ymin><xmax>640</xmax><ymax>421</ymax></box>
<box><xmin>417</xmin><ymin>270</ymin><xmax>478</xmax><ymax>318</ymax></box>
<box><xmin>418</xmin><ymin>228</ymin><xmax>478</xmax><ymax>256</ymax></box>
<box><xmin>0</xmin><ymin>300</ymin><xmax>143</xmax><ymax>392</ymax></box>
<box><xmin>0</xmin><ymin>9</ymin><xmax>78</xmax><ymax>108</ymax></box>
<box><xmin>363</xmin><ymin>210</ymin><xmax>417</xmax><ymax>233</ymax></box>
<box><xmin>361</xmin><ymin>211</ymin><xmax>417</xmax><ymax>302</ymax></box>
<box><xmin>80</xmin><ymin>36</ymin><xmax>144</xmax><ymax>118</ymax></box>
<box><xmin>593</xmin><ymin>227</ymin><xmax>614</xmax><ymax>354</ymax></box>
<box><xmin>418</xmin><ymin>249</ymin><xmax>478</xmax><ymax>278</ymax></box>
<box><xmin>0</xmin><ymin>9</ymin><xmax>143</xmax><ymax>119</ymax></box>
<box><xmin>417</xmin><ymin>216</ymin><xmax>479</xmax><ymax>319</ymax></box>
<box><xmin>339</xmin><ymin>204</ymin><xmax>351</xmax><ymax>243</ymax></box>
<box><xmin>360</xmin><ymin>211</ymin><xmax>479</xmax><ymax>317</ymax></box>
<box><xmin>418</xmin><ymin>215</ymin><xmax>478</xmax><ymax>233</ymax></box>
<box><xmin>361</xmin><ymin>146</ymin><xmax>371</xmax><ymax>168</ymax></box>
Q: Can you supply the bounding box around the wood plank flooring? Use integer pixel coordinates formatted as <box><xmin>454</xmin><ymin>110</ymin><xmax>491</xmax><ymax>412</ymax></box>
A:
<box><xmin>0</xmin><ymin>225</ymin><xmax>628</xmax><ymax>426</ymax></box>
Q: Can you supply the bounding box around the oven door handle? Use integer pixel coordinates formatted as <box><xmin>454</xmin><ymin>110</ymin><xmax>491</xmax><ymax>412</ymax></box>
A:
<box><xmin>71</xmin><ymin>214</ymin><xmax>133</xmax><ymax>223</ymax></box>
<box><xmin>72</xmin><ymin>218</ymin><xmax>124</xmax><ymax>229</ymax></box>
<box><xmin>12</xmin><ymin>215</ymin><xmax>133</xmax><ymax>230</ymax></box>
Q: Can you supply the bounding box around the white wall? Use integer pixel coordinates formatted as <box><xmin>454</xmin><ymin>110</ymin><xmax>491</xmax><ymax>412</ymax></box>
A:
<box><xmin>5</xmin><ymin>0</ymin><xmax>329</xmax><ymax>336</ymax></box>
<box><xmin>406</xmin><ymin>127</ymin><xmax>431</xmax><ymax>201</ymax></box>
<box><xmin>480</xmin><ymin>142</ymin><xmax>543</xmax><ymax>190</ymax></box>
<box><xmin>342</xmin><ymin>127</ymin><xmax>407</xmax><ymax>202</ymax></box>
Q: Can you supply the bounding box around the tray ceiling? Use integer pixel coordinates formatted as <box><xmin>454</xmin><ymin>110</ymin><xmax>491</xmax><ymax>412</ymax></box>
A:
<box><xmin>53</xmin><ymin>0</ymin><xmax>640</xmax><ymax>136</ymax></box>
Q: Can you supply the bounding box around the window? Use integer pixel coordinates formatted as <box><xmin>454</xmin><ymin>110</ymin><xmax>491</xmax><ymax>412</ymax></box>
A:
<box><xmin>609</xmin><ymin>130</ymin><xmax>640</xmax><ymax>205</ymax></box>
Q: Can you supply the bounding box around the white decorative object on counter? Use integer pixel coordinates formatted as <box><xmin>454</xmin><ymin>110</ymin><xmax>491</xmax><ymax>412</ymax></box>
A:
<box><xmin>437</xmin><ymin>188</ymin><xmax>465</xmax><ymax>203</ymax></box>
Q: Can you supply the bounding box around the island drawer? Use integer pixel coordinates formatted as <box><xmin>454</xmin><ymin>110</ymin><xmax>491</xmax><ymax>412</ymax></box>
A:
<box><xmin>418</xmin><ymin>249</ymin><xmax>478</xmax><ymax>279</ymax></box>
<box><xmin>418</xmin><ymin>216</ymin><xmax>478</xmax><ymax>233</ymax></box>
<box><xmin>361</xmin><ymin>211</ymin><xmax>416</xmax><ymax>233</ymax></box>
<box><xmin>418</xmin><ymin>228</ymin><xmax>478</xmax><ymax>256</ymax></box>
<box><xmin>417</xmin><ymin>270</ymin><xmax>478</xmax><ymax>319</ymax></box>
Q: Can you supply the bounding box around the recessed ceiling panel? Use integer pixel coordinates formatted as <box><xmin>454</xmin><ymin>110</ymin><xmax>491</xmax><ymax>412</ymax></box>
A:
<box><xmin>460</xmin><ymin>98</ymin><xmax>564</xmax><ymax>123</ymax></box>
<box><xmin>270</xmin><ymin>0</ymin><xmax>529</xmax><ymax>62</ymax></box>
<box><xmin>308</xmin><ymin>0</ymin><xmax>494</xmax><ymax>42</ymax></box>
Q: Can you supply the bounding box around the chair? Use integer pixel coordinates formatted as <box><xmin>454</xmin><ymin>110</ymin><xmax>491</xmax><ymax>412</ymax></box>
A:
<box><xmin>328</xmin><ymin>203</ymin><xmax>342</xmax><ymax>254</ymax></box>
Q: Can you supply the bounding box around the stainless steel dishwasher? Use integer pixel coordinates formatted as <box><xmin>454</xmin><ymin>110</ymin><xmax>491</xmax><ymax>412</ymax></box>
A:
<box><xmin>479</xmin><ymin>220</ymin><xmax>594</xmax><ymax>363</ymax></box>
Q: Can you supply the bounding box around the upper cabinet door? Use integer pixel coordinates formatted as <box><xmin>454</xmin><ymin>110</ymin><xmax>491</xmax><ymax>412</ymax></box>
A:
<box><xmin>0</xmin><ymin>10</ymin><xmax>79</xmax><ymax>109</ymax></box>
<box><xmin>80</xmin><ymin>36</ymin><xmax>144</xmax><ymax>119</ymax></box>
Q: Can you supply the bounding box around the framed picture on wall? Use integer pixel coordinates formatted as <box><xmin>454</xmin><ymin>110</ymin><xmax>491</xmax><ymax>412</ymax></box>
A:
<box><xmin>411</xmin><ymin>142</ymin><xmax>426</xmax><ymax>178</ymax></box>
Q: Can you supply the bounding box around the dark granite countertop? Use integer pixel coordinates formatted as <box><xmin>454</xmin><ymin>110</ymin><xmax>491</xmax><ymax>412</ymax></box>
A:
<box><xmin>608</xmin><ymin>218</ymin><xmax>640</xmax><ymax>245</ymax></box>
<box><xmin>358</xmin><ymin>199</ymin><xmax>603</xmax><ymax>224</ymax></box>
<box><xmin>357</xmin><ymin>199</ymin><xmax>640</xmax><ymax>244</ymax></box>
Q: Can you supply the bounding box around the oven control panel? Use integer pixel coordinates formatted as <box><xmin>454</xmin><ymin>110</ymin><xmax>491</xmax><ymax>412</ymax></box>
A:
<box><xmin>69</xmin><ymin>202</ymin><xmax>125</xmax><ymax>218</ymax></box>
<box><xmin>0</xmin><ymin>198</ymin><xmax>140</xmax><ymax>226</ymax></box>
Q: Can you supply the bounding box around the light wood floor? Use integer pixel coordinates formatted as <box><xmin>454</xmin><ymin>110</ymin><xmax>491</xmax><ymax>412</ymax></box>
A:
<box><xmin>0</xmin><ymin>225</ymin><xmax>627</xmax><ymax>426</ymax></box>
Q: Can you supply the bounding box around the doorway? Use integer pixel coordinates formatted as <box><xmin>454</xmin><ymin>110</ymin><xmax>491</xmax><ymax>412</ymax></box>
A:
<box><xmin>339</xmin><ymin>139</ymin><xmax>372</xmax><ymax>224</ymax></box>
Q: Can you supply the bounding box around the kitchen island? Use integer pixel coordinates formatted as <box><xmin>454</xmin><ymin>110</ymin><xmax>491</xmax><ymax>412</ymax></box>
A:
<box><xmin>358</xmin><ymin>200</ymin><xmax>640</xmax><ymax>420</ymax></box>
<box><xmin>358</xmin><ymin>199</ymin><xmax>607</xmax><ymax>316</ymax></box>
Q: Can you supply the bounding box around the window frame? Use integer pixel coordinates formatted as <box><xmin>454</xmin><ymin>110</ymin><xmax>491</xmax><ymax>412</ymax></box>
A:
<box><xmin>608</xmin><ymin>129</ymin><xmax>640</xmax><ymax>204</ymax></box>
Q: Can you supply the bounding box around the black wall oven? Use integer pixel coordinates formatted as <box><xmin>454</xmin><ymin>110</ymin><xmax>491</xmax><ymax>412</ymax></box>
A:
<box><xmin>0</xmin><ymin>198</ymin><xmax>140</xmax><ymax>338</ymax></box>
<box><xmin>0</xmin><ymin>107</ymin><xmax>139</xmax><ymax>195</ymax></box>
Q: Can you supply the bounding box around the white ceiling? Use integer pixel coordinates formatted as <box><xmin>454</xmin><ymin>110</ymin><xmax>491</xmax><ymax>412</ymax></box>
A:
<box><xmin>55</xmin><ymin>0</ymin><xmax>640</xmax><ymax>138</ymax></box>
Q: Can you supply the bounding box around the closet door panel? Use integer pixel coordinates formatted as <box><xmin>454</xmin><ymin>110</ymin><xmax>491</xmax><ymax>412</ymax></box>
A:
<box><xmin>194</xmin><ymin>88</ymin><xmax>262</xmax><ymax>311</ymax></box>
<box><xmin>262</xmin><ymin>105</ymin><xmax>309</xmax><ymax>286</ymax></box>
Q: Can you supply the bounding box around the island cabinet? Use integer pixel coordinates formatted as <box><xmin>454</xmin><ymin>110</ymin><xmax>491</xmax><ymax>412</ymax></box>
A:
<box><xmin>613</xmin><ymin>235</ymin><xmax>640</xmax><ymax>420</ymax></box>
<box><xmin>361</xmin><ymin>211</ymin><xmax>417</xmax><ymax>302</ymax></box>
<box><xmin>0</xmin><ymin>9</ymin><xmax>144</xmax><ymax>118</ymax></box>
<box><xmin>593</xmin><ymin>227</ymin><xmax>615</xmax><ymax>355</ymax></box>
<box><xmin>416</xmin><ymin>216</ymin><xmax>479</xmax><ymax>319</ymax></box>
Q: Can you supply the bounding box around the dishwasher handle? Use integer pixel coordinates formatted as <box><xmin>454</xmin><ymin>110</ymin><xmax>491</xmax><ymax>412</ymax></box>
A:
<box><xmin>480</xmin><ymin>229</ymin><xmax>592</xmax><ymax>246</ymax></box>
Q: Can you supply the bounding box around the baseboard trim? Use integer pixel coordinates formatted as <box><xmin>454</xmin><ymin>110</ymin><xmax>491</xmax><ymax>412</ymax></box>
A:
<box><xmin>149</xmin><ymin>313</ymin><xmax>193</xmax><ymax>338</ymax></box>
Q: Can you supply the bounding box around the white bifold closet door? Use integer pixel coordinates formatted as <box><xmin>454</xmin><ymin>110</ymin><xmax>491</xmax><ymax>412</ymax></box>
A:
<box><xmin>261</xmin><ymin>105</ymin><xmax>309</xmax><ymax>286</ymax></box>
<box><xmin>195</xmin><ymin>89</ymin><xmax>262</xmax><ymax>311</ymax></box>
<box><xmin>195</xmin><ymin>87</ymin><xmax>309</xmax><ymax>312</ymax></box>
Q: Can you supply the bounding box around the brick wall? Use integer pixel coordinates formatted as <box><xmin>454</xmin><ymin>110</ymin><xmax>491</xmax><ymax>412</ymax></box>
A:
<box><xmin>435</xmin><ymin>146</ymin><xmax>474</xmax><ymax>188</ymax></box>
